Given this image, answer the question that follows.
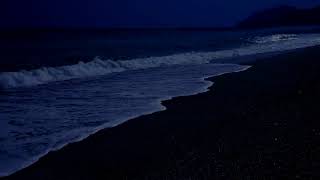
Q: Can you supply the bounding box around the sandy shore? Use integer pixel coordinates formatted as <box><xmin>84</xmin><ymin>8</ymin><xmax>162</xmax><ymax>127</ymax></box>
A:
<box><xmin>4</xmin><ymin>46</ymin><xmax>320</xmax><ymax>180</ymax></box>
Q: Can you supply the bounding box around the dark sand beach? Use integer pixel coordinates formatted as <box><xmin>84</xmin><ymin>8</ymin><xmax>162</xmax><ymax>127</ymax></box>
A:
<box><xmin>4</xmin><ymin>46</ymin><xmax>320</xmax><ymax>179</ymax></box>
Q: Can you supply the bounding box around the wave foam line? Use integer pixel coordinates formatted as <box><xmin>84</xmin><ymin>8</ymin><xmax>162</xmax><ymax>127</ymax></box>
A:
<box><xmin>1</xmin><ymin>33</ymin><xmax>320</xmax><ymax>88</ymax></box>
<box><xmin>248</xmin><ymin>34</ymin><xmax>298</xmax><ymax>44</ymax></box>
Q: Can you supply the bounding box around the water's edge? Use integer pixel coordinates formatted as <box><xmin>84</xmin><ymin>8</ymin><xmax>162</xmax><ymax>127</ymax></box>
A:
<box><xmin>2</xmin><ymin>65</ymin><xmax>251</xmax><ymax>178</ymax></box>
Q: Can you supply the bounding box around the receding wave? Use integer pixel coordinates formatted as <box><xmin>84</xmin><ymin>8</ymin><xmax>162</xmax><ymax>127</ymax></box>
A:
<box><xmin>1</xmin><ymin>33</ymin><xmax>320</xmax><ymax>88</ymax></box>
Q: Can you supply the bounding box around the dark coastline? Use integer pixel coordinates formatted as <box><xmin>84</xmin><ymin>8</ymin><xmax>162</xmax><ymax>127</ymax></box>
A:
<box><xmin>238</xmin><ymin>5</ymin><xmax>320</xmax><ymax>29</ymax></box>
<box><xmin>4</xmin><ymin>46</ymin><xmax>320</xmax><ymax>179</ymax></box>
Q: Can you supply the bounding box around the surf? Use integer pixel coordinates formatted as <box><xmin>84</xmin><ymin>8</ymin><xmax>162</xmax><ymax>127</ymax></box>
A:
<box><xmin>1</xmin><ymin>33</ymin><xmax>320</xmax><ymax>89</ymax></box>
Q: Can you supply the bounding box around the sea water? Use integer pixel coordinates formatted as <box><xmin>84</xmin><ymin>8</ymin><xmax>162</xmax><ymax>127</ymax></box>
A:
<box><xmin>1</xmin><ymin>28</ymin><xmax>320</xmax><ymax>176</ymax></box>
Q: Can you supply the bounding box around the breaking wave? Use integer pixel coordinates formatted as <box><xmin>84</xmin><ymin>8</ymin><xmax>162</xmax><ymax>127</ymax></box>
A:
<box><xmin>1</xmin><ymin>33</ymin><xmax>320</xmax><ymax>88</ymax></box>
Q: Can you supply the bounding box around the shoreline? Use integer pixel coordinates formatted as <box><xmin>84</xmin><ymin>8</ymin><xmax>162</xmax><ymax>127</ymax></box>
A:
<box><xmin>4</xmin><ymin>45</ymin><xmax>320</xmax><ymax>179</ymax></box>
<box><xmin>0</xmin><ymin>64</ymin><xmax>250</xmax><ymax>177</ymax></box>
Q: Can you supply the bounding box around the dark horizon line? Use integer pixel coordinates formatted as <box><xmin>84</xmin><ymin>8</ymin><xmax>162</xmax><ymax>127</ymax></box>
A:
<box><xmin>2</xmin><ymin>3</ymin><xmax>320</xmax><ymax>33</ymax></box>
<box><xmin>0</xmin><ymin>26</ymin><xmax>238</xmax><ymax>32</ymax></box>
<box><xmin>0</xmin><ymin>4</ymin><xmax>320</xmax><ymax>33</ymax></box>
<box><xmin>1</xmin><ymin>3</ymin><xmax>320</xmax><ymax>32</ymax></box>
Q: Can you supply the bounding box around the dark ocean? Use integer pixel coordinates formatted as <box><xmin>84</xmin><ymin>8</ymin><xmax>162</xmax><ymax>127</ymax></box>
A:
<box><xmin>1</xmin><ymin>27</ymin><xmax>320</xmax><ymax>176</ymax></box>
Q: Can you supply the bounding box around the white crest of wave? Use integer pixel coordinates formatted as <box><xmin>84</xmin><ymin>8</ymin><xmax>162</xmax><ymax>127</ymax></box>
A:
<box><xmin>249</xmin><ymin>34</ymin><xmax>298</xmax><ymax>44</ymax></box>
<box><xmin>1</xmin><ymin>33</ymin><xmax>320</xmax><ymax>88</ymax></box>
<box><xmin>0</xmin><ymin>53</ymin><xmax>213</xmax><ymax>88</ymax></box>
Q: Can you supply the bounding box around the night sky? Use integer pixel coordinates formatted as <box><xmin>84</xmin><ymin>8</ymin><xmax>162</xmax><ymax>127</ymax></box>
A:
<box><xmin>1</xmin><ymin>0</ymin><xmax>320</xmax><ymax>28</ymax></box>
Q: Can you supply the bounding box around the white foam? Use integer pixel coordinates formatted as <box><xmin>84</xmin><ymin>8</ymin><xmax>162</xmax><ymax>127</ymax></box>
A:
<box><xmin>249</xmin><ymin>34</ymin><xmax>298</xmax><ymax>44</ymax></box>
<box><xmin>0</xmin><ymin>54</ymin><xmax>212</xmax><ymax>88</ymax></box>
<box><xmin>1</xmin><ymin>33</ymin><xmax>320</xmax><ymax>89</ymax></box>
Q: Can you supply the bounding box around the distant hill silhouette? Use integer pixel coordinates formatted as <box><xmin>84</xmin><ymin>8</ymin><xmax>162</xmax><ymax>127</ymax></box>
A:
<box><xmin>238</xmin><ymin>5</ymin><xmax>320</xmax><ymax>28</ymax></box>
